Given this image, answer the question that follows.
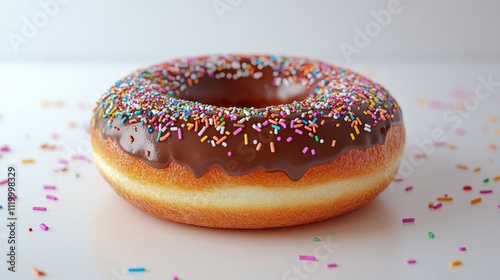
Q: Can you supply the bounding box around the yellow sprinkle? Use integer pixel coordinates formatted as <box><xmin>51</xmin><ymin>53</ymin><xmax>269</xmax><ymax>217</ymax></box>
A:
<box><xmin>437</xmin><ymin>197</ymin><xmax>453</xmax><ymax>202</ymax></box>
<box><xmin>187</xmin><ymin>123</ymin><xmax>194</xmax><ymax>128</ymax></box>
<box><xmin>21</xmin><ymin>158</ymin><xmax>35</xmax><ymax>164</ymax></box>
<box><xmin>200</xmin><ymin>135</ymin><xmax>208</xmax><ymax>142</ymax></box>
<box><xmin>450</xmin><ymin>260</ymin><xmax>462</xmax><ymax>267</ymax></box>
<box><xmin>225</xmin><ymin>131</ymin><xmax>230</xmax><ymax>135</ymax></box>
<box><xmin>350</xmin><ymin>133</ymin><xmax>355</xmax><ymax>140</ymax></box>
<box><xmin>244</xmin><ymin>134</ymin><xmax>248</xmax><ymax>145</ymax></box>
<box><xmin>91</xmin><ymin>118</ymin><xmax>96</xmax><ymax>127</ymax></box>
<box><xmin>99</xmin><ymin>108</ymin><xmax>104</xmax><ymax>117</ymax></box>
<box><xmin>336</xmin><ymin>123</ymin><xmax>340</xmax><ymax>127</ymax></box>
<box><xmin>470</xmin><ymin>197</ymin><xmax>482</xmax><ymax>204</ymax></box>
<box><xmin>354</xmin><ymin>125</ymin><xmax>360</xmax><ymax>135</ymax></box>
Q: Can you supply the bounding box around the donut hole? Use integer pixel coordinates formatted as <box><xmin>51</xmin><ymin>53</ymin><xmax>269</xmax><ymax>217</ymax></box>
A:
<box><xmin>179</xmin><ymin>66</ymin><xmax>313</xmax><ymax>108</ymax></box>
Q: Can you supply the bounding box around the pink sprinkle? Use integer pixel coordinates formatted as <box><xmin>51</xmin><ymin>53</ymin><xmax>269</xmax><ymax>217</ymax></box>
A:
<box><xmin>178</xmin><ymin>128</ymin><xmax>182</xmax><ymax>140</ymax></box>
<box><xmin>33</xmin><ymin>207</ymin><xmax>47</xmax><ymax>211</ymax></box>
<box><xmin>311</xmin><ymin>149</ymin><xmax>316</xmax><ymax>155</ymax></box>
<box><xmin>295</xmin><ymin>129</ymin><xmax>303</xmax><ymax>135</ymax></box>
<box><xmin>262</xmin><ymin>120</ymin><xmax>269</xmax><ymax>126</ymax></box>
<box><xmin>302</xmin><ymin>147</ymin><xmax>309</xmax><ymax>154</ymax></box>
<box><xmin>458</xmin><ymin>247</ymin><xmax>467</xmax><ymax>252</ymax></box>
<box><xmin>402</xmin><ymin>218</ymin><xmax>415</xmax><ymax>223</ymax></box>
<box><xmin>0</xmin><ymin>145</ymin><xmax>11</xmax><ymax>152</ymax></box>
<box><xmin>279</xmin><ymin>121</ymin><xmax>286</xmax><ymax>128</ymax></box>
<box><xmin>172</xmin><ymin>277</ymin><xmax>178</xmax><ymax>280</ymax></box>
<box><xmin>480</xmin><ymin>189</ymin><xmax>493</xmax><ymax>194</ymax></box>
<box><xmin>43</xmin><ymin>185</ymin><xmax>56</xmax><ymax>190</ymax></box>
<box><xmin>39</xmin><ymin>223</ymin><xmax>49</xmax><ymax>231</ymax></box>
<box><xmin>58</xmin><ymin>159</ymin><xmax>69</xmax><ymax>165</ymax></box>
<box><xmin>405</xmin><ymin>186</ymin><xmax>413</xmax><ymax>191</ymax></box>
<box><xmin>290</xmin><ymin>120</ymin><xmax>295</xmax><ymax>128</ymax></box>
<box><xmin>277</xmin><ymin>136</ymin><xmax>281</xmax><ymax>141</ymax></box>
<box><xmin>298</xmin><ymin>255</ymin><xmax>316</xmax><ymax>261</ymax></box>
<box><xmin>227</xmin><ymin>151</ymin><xmax>232</xmax><ymax>157</ymax></box>
<box><xmin>433</xmin><ymin>203</ymin><xmax>443</xmax><ymax>209</ymax></box>
<box><xmin>46</xmin><ymin>195</ymin><xmax>58</xmax><ymax>201</ymax></box>
<box><xmin>394</xmin><ymin>178</ymin><xmax>403</xmax><ymax>182</ymax></box>
<box><xmin>233</xmin><ymin>127</ymin><xmax>243</xmax><ymax>136</ymax></box>
<box><xmin>326</xmin><ymin>263</ymin><xmax>338</xmax><ymax>268</ymax></box>
<box><xmin>407</xmin><ymin>259</ymin><xmax>417</xmax><ymax>265</ymax></box>
<box><xmin>0</xmin><ymin>178</ymin><xmax>8</xmax><ymax>185</ymax></box>
<box><xmin>286</xmin><ymin>137</ymin><xmax>293</xmax><ymax>142</ymax></box>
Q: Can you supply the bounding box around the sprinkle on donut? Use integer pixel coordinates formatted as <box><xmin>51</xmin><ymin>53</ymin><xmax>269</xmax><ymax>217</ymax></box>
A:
<box><xmin>92</xmin><ymin>54</ymin><xmax>402</xmax><ymax>180</ymax></box>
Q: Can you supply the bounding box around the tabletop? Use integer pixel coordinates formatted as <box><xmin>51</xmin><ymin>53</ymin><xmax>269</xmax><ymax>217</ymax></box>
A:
<box><xmin>0</xmin><ymin>59</ymin><xmax>499</xmax><ymax>280</ymax></box>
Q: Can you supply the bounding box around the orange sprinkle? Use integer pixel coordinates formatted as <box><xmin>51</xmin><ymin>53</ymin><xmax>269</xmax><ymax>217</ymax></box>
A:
<box><xmin>256</xmin><ymin>142</ymin><xmax>262</xmax><ymax>151</ymax></box>
<box><xmin>145</xmin><ymin>150</ymin><xmax>150</xmax><ymax>157</ymax></box>
<box><xmin>449</xmin><ymin>260</ymin><xmax>462</xmax><ymax>267</ymax></box>
<box><xmin>415</xmin><ymin>153</ymin><xmax>428</xmax><ymax>159</ymax></box>
<box><xmin>331</xmin><ymin>140</ymin><xmax>336</xmax><ymax>147</ymax></box>
<box><xmin>470</xmin><ymin>197</ymin><xmax>482</xmax><ymax>204</ymax></box>
<box><xmin>473</xmin><ymin>167</ymin><xmax>481</xmax><ymax>173</ymax></box>
<box><xmin>21</xmin><ymin>158</ymin><xmax>35</xmax><ymax>164</ymax></box>
<box><xmin>270</xmin><ymin>142</ymin><xmax>275</xmax><ymax>153</ymax></box>
<box><xmin>494</xmin><ymin>175</ymin><xmax>500</xmax><ymax>181</ymax></box>
<box><xmin>428</xmin><ymin>202</ymin><xmax>434</xmax><ymax>209</ymax></box>
<box><xmin>437</xmin><ymin>197</ymin><xmax>453</xmax><ymax>202</ymax></box>
<box><xmin>447</xmin><ymin>144</ymin><xmax>457</xmax><ymax>150</ymax></box>
<box><xmin>159</xmin><ymin>132</ymin><xmax>170</xmax><ymax>142</ymax></box>
<box><xmin>128</xmin><ymin>135</ymin><xmax>134</xmax><ymax>142</ymax></box>
<box><xmin>33</xmin><ymin>267</ymin><xmax>45</xmax><ymax>277</ymax></box>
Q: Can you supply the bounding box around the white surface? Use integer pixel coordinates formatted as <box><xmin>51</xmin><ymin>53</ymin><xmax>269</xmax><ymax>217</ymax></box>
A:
<box><xmin>1</xmin><ymin>0</ymin><xmax>500</xmax><ymax>62</ymax></box>
<box><xmin>0</xmin><ymin>60</ymin><xmax>500</xmax><ymax>280</ymax></box>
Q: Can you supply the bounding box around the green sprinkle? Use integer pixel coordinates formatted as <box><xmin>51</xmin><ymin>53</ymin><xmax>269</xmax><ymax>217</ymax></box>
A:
<box><xmin>314</xmin><ymin>237</ymin><xmax>320</xmax><ymax>242</ymax></box>
<box><xmin>75</xmin><ymin>173</ymin><xmax>80</xmax><ymax>178</ymax></box>
<box><xmin>484</xmin><ymin>178</ymin><xmax>490</xmax><ymax>183</ymax></box>
<box><xmin>428</xmin><ymin>232</ymin><xmax>434</xmax><ymax>239</ymax></box>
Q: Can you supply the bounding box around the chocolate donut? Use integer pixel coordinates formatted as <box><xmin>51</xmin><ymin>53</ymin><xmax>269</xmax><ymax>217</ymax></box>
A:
<box><xmin>91</xmin><ymin>54</ymin><xmax>404</xmax><ymax>228</ymax></box>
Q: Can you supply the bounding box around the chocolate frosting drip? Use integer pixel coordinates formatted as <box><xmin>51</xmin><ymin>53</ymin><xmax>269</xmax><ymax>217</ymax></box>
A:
<box><xmin>92</xmin><ymin>55</ymin><xmax>403</xmax><ymax>181</ymax></box>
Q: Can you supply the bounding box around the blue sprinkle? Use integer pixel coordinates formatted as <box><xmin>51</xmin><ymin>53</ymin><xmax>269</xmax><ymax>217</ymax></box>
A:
<box><xmin>127</xmin><ymin>267</ymin><xmax>145</xmax><ymax>273</ymax></box>
<box><xmin>147</xmin><ymin>128</ymin><xmax>154</xmax><ymax>133</ymax></box>
<box><xmin>272</xmin><ymin>125</ymin><xmax>281</xmax><ymax>130</ymax></box>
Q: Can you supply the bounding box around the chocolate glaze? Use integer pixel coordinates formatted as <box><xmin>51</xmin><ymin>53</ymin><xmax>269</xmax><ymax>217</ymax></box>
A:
<box><xmin>92</xmin><ymin>55</ymin><xmax>403</xmax><ymax>181</ymax></box>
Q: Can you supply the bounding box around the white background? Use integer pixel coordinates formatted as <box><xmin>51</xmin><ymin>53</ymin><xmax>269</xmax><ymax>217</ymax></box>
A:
<box><xmin>1</xmin><ymin>0</ymin><xmax>500</xmax><ymax>63</ymax></box>
<box><xmin>1</xmin><ymin>1</ymin><xmax>500</xmax><ymax>280</ymax></box>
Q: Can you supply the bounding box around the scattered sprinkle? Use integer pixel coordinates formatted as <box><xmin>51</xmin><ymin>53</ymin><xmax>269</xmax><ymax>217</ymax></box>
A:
<box><xmin>43</xmin><ymin>185</ymin><xmax>56</xmax><ymax>190</ymax></box>
<box><xmin>33</xmin><ymin>207</ymin><xmax>47</xmax><ymax>211</ymax></box>
<box><xmin>327</xmin><ymin>263</ymin><xmax>338</xmax><ymax>268</ymax></box>
<box><xmin>29</xmin><ymin>228</ymin><xmax>33</xmax><ymax>232</ymax></box>
<box><xmin>433</xmin><ymin>203</ymin><xmax>442</xmax><ymax>209</ymax></box>
<box><xmin>402</xmin><ymin>218</ymin><xmax>415</xmax><ymax>223</ymax></box>
<box><xmin>484</xmin><ymin>178</ymin><xmax>490</xmax><ymax>183</ymax></box>
<box><xmin>428</xmin><ymin>202</ymin><xmax>434</xmax><ymax>208</ymax></box>
<box><xmin>428</xmin><ymin>232</ymin><xmax>435</xmax><ymax>239</ymax></box>
<box><xmin>463</xmin><ymin>185</ymin><xmax>472</xmax><ymax>191</ymax></box>
<box><xmin>0</xmin><ymin>178</ymin><xmax>8</xmax><ymax>185</ymax></box>
<box><xmin>314</xmin><ymin>237</ymin><xmax>320</xmax><ymax>242</ymax></box>
<box><xmin>458</xmin><ymin>247</ymin><xmax>467</xmax><ymax>252</ymax></box>
<box><xmin>473</xmin><ymin>167</ymin><xmax>481</xmax><ymax>173</ymax></box>
<box><xmin>21</xmin><ymin>158</ymin><xmax>35</xmax><ymax>164</ymax></box>
<box><xmin>449</xmin><ymin>260</ymin><xmax>462</xmax><ymax>267</ymax></box>
<box><xmin>437</xmin><ymin>196</ymin><xmax>453</xmax><ymax>201</ymax></box>
<box><xmin>407</xmin><ymin>259</ymin><xmax>417</xmax><ymax>265</ymax></box>
<box><xmin>32</xmin><ymin>267</ymin><xmax>45</xmax><ymax>277</ymax></box>
<box><xmin>494</xmin><ymin>175</ymin><xmax>500</xmax><ymax>181</ymax></box>
<box><xmin>405</xmin><ymin>186</ymin><xmax>413</xmax><ymax>191</ymax></box>
<box><xmin>480</xmin><ymin>189</ymin><xmax>493</xmax><ymax>194</ymax></box>
<box><xmin>470</xmin><ymin>197</ymin><xmax>482</xmax><ymax>205</ymax></box>
<box><xmin>39</xmin><ymin>223</ymin><xmax>49</xmax><ymax>231</ymax></box>
<box><xmin>128</xmin><ymin>267</ymin><xmax>146</xmax><ymax>272</ymax></box>
<box><xmin>45</xmin><ymin>194</ymin><xmax>57</xmax><ymax>200</ymax></box>
<box><xmin>298</xmin><ymin>255</ymin><xmax>316</xmax><ymax>261</ymax></box>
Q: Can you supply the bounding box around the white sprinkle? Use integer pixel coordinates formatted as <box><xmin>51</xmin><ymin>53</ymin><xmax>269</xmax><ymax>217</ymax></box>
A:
<box><xmin>198</xmin><ymin>126</ymin><xmax>207</xmax><ymax>136</ymax></box>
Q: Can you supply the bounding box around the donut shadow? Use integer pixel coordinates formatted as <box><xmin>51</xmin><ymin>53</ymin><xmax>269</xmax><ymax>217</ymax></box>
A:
<box><xmin>90</xmin><ymin>190</ymin><xmax>395</xmax><ymax>272</ymax></box>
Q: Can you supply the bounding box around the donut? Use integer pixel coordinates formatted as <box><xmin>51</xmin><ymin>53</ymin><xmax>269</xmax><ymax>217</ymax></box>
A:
<box><xmin>90</xmin><ymin>54</ymin><xmax>404</xmax><ymax>229</ymax></box>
